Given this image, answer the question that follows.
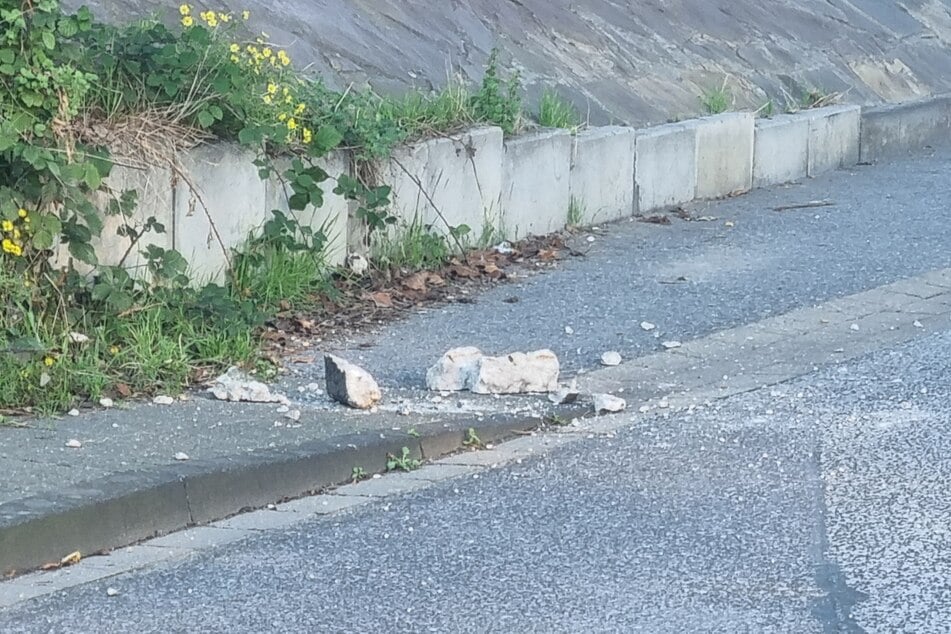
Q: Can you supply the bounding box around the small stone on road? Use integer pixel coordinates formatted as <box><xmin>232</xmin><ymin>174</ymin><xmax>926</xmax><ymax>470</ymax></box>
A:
<box><xmin>65</xmin><ymin>439</ymin><xmax>82</xmax><ymax>449</ymax></box>
<box><xmin>600</xmin><ymin>351</ymin><xmax>622</xmax><ymax>366</ymax></box>
<box><xmin>592</xmin><ymin>394</ymin><xmax>627</xmax><ymax>414</ymax></box>
<box><xmin>152</xmin><ymin>395</ymin><xmax>174</xmax><ymax>405</ymax></box>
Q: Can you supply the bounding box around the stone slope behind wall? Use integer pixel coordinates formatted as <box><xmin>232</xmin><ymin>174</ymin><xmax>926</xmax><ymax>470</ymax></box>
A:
<box><xmin>68</xmin><ymin>0</ymin><xmax>951</xmax><ymax>125</ymax></box>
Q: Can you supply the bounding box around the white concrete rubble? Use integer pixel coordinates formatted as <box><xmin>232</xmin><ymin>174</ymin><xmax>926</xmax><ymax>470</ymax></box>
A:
<box><xmin>471</xmin><ymin>350</ymin><xmax>560</xmax><ymax>395</ymax></box>
<box><xmin>592</xmin><ymin>393</ymin><xmax>627</xmax><ymax>414</ymax></box>
<box><xmin>325</xmin><ymin>355</ymin><xmax>383</xmax><ymax>409</ymax></box>
<box><xmin>426</xmin><ymin>347</ymin><xmax>484</xmax><ymax>391</ymax></box>
<box><xmin>208</xmin><ymin>367</ymin><xmax>289</xmax><ymax>404</ymax></box>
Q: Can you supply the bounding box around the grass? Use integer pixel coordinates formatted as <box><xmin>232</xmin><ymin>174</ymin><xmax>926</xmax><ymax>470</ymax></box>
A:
<box><xmin>538</xmin><ymin>89</ymin><xmax>581</xmax><ymax>129</ymax></box>
<box><xmin>700</xmin><ymin>78</ymin><xmax>732</xmax><ymax>115</ymax></box>
<box><xmin>371</xmin><ymin>216</ymin><xmax>454</xmax><ymax>272</ymax></box>
<box><xmin>567</xmin><ymin>197</ymin><xmax>585</xmax><ymax>226</ymax></box>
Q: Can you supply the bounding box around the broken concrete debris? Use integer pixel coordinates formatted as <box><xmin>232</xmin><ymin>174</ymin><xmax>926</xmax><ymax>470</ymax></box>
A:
<box><xmin>425</xmin><ymin>347</ymin><xmax>483</xmax><ymax>391</ymax></box>
<box><xmin>208</xmin><ymin>367</ymin><xmax>289</xmax><ymax>404</ymax></box>
<box><xmin>592</xmin><ymin>393</ymin><xmax>627</xmax><ymax>414</ymax></box>
<box><xmin>427</xmin><ymin>348</ymin><xmax>560</xmax><ymax>395</ymax></box>
<box><xmin>325</xmin><ymin>355</ymin><xmax>383</xmax><ymax>409</ymax></box>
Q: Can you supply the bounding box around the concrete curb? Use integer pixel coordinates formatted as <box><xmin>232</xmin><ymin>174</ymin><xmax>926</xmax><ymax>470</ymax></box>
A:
<box><xmin>0</xmin><ymin>404</ymin><xmax>584</xmax><ymax>576</ymax></box>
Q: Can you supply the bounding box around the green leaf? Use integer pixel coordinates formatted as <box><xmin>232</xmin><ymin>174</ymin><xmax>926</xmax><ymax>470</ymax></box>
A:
<box><xmin>68</xmin><ymin>240</ymin><xmax>98</xmax><ymax>266</ymax></box>
<box><xmin>41</xmin><ymin>31</ymin><xmax>55</xmax><ymax>50</ymax></box>
<box><xmin>31</xmin><ymin>229</ymin><xmax>55</xmax><ymax>250</ymax></box>
<box><xmin>84</xmin><ymin>163</ymin><xmax>102</xmax><ymax>190</ymax></box>
<box><xmin>288</xmin><ymin>192</ymin><xmax>309</xmax><ymax>211</ymax></box>
<box><xmin>314</xmin><ymin>126</ymin><xmax>344</xmax><ymax>152</ymax></box>
<box><xmin>197</xmin><ymin>110</ymin><xmax>215</xmax><ymax>128</ymax></box>
<box><xmin>0</xmin><ymin>49</ymin><xmax>14</xmax><ymax>65</ymax></box>
<box><xmin>238</xmin><ymin>126</ymin><xmax>264</xmax><ymax>146</ymax></box>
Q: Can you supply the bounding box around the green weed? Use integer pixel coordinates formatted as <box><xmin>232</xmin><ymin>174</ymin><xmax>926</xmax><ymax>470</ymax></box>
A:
<box><xmin>371</xmin><ymin>216</ymin><xmax>454</xmax><ymax>272</ymax></box>
<box><xmin>700</xmin><ymin>78</ymin><xmax>732</xmax><ymax>115</ymax></box>
<box><xmin>567</xmin><ymin>197</ymin><xmax>586</xmax><ymax>226</ymax></box>
<box><xmin>386</xmin><ymin>447</ymin><xmax>422</xmax><ymax>472</ymax></box>
<box><xmin>537</xmin><ymin>89</ymin><xmax>581</xmax><ymax>129</ymax></box>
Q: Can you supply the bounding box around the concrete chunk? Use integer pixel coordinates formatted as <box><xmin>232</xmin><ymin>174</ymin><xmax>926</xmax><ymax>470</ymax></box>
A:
<box><xmin>502</xmin><ymin>130</ymin><xmax>572</xmax><ymax>238</ymax></box>
<box><xmin>569</xmin><ymin>126</ymin><xmax>636</xmax><ymax>223</ymax></box>
<box><xmin>472</xmin><ymin>350</ymin><xmax>560</xmax><ymax>394</ymax></box>
<box><xmin>635</xmin><ymin>123</ymin><xmax>697</xmax><ymax>212</ymax></box>
<box><xmin>325</xmin><ymin>355</ymin><xmax>382</xmax><ymax>409</ymax></box>
<box><xmin>753</xmin><ymin>115</ymin><xmax>809</xmax><ymax>187</ymax></box>
<box><xmin>426</xmin><ymin>347</ymin><xmax>483</xmax><ymax>391</ymax></box>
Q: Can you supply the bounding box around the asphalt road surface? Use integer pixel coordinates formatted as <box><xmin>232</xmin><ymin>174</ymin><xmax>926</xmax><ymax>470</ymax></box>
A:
<box><xmin>3</xmin><ymin>325</ymin><xmax>951</xmax><ymax>632</ymax></box>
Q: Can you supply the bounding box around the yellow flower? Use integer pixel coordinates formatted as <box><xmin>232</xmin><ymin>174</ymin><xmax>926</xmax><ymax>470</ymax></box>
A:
<box><xmin>12</xmin><ymin>229</ymin><xmax>20</xmax><ymax>239</ymax></box>
<box><xmin>263</xmin><ymin>95</ymin><xmax>272</xmax><ymax>105</ymax></box>
<box><xmin>1</xmin><ymin>220</ymin><xmax>12</xmax><ymax>232</ymax></box>
<box><xmin>43</xmin><ymin>356</ymin><xmax>55</xmax><ymax>367</ymax></box>
<box><xmin>230</xmin><ymin>54</ymin><xmax>240</xmax><ymax>63</ymax></box>
<box><xmin>179</xmin><ymin>3</ymin><xmax>190</xmax><ymax>15</ymax></box>
<box><xmin>17</xmin><ymin>208</ymin><xmax>27</xmax><ymax>218</ymax></box>
<box><xmin>287</xmin><ymin>118</ymin><xmax>297</xmax><ymax>130</ymax></box>
<box><xmin>207</xmin><ymin>15</ymin><xmax>218</xmax><ymax>27</ymax></box>
<box><xmin>2</xmin><ymin>238</ymin><xmax>13</xmax><ymax>253</ymax></box>
<box><xmin>267</xmin><ymin>82</ymin><xmax>278</xmax><ymax>95</ymax></box>
<box><xmin>230</xmin><ymin>43</ymin><xmax>240</xmax><ymax>53</ymax></box>
<box><xmin>242</xmin><ymin>10</ymin><xmax>250</xmax><ymax>20</ymax></box>
<box><xmin>218</xmin><ymin>12</ymin><xmax>230</xmax><ymax>22</ymax></box>
<box><xmin>302</xmin><ymin>128</ymin><xmax>313</xmax><ymax>144</ymax></box>
<box><xmin>182</xmin><ymin>15</ymin><xmax>194</xmax><ymax>27</ymax></box>
<box><xmin>277</xmin><ymin>113</ymin><xmax>287</xmax><ymax>122</ymax></box>
<box><xmin>110</xmin><ymin>345</ymin><xmax>120</xmax><ymax>355</ymax></box>
<box><xmin>277</xmin><ymin>50</ymin><xmax>290</xmax><ymax>66</ymax></box>
<box><xmin>294</xmin><ymin>103</ymin><xmax>306</xmax><ymax>115</ymax></box>
<box><xmin>262</xmin><ymin>48</ymin><xmax>272</xmax><ymax>58</ymax></box>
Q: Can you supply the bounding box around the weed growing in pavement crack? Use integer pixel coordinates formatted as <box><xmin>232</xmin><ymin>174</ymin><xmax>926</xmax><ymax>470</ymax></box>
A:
<box><xmin>545</xmin><ymin>414</ymin><xmax>571</xmax><ymax>427</ymax></box>
<box><xmin>462</xmin><ymin>427</ymin><xmax>483</xmax><ymax>449</ymax></box>
<box><xmin>407</xmin><ymin>428</ymin><xmax>421</xmax><ymax>438</ymax></box>
<box><xmin>386</xmin><ymin>447</ymin><xmax>421</xmax><ymax>472</ymax></box>
<box><xmin>351</xmin><ymin>466</ymin><xmax>368</xmax><ymax>483</ymax></box>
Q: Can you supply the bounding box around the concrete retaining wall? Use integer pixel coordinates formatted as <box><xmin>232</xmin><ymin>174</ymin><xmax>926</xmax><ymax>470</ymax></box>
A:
<box><xmin>860</xmin><ymin>96</ymin><xmax>951</xmax><ymax>163</ymax></box>
<box><xmin>569</xmin><ymin>127</ymin><xmax>636</xmax><ymax>224</ymax></box>
<box><xmin>688</xmin><ymin>113</ymin><xmax>755</xmax><ymax>199</ymax></box>
<box><xmin>386</xmin><ymin>127</ymin><xmax>504</xmax><ymax>245</ymax></box>
<box><xmin>501</xmin><ymin>130</ymin><xmax>572</xmax><ymax>239</ymax></box>
<box><xmin>753</xmin><ymin>115</ymin><xmax>809</xmax><ymax>188</ymax></box>
<box><xmin>265</xmin><ymin>151</ymin><xmax>351</xmax><ymax>269</ymax></box>
<box><xmin>634</xmin><ymin>123</ymin><xmax>697</xmax><ymax>213</ymax></box>
<box><xmin>805</xmin><ymin>105</ymin><xmax>861</xmax><ymax>176</ymax></box>
<box><xmin>78</xmin><ymin>96</ymin><xmax>951</xmax><ymax>281</ymax></box>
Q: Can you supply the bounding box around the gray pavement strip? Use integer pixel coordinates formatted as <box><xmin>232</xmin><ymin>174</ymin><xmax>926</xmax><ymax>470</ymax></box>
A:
<box><xmin>2</xmin><ymin>270</ymin><xmax>951</xmax><ymax>608</ymax></box>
